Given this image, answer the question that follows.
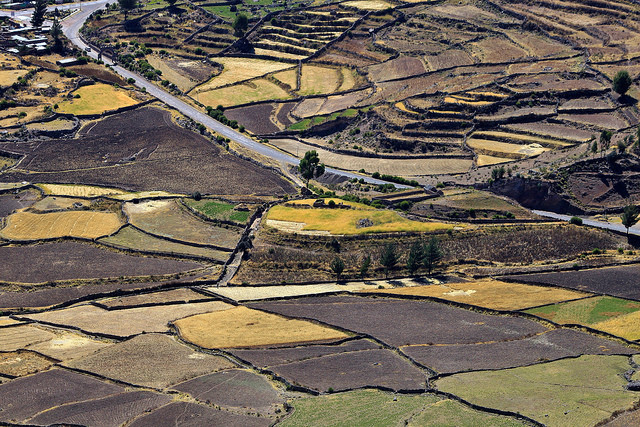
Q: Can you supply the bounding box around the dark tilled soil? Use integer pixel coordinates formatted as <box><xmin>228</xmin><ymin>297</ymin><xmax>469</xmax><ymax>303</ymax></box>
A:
<box><xmin>0</xmin><ymin>368</ymin><xmax>124</xmax><ymax>423</ymax></box>
<box><xmin>28</xmin><ymin>390</ymin><xmax>172</xmax><ymax>427</ymax></box>
<box><xmin>0</xmin><ymin>241</ymin><xmax>204</xmax><ymax>285</ymax></box>
<box><xmin>0</xmin><ymin>107</ymin><xmax>296</xmax><ymax>196</ymax></box>
<box><xmin>505</xmin><ymin>265</ymin><xmax>640</xmax><ymax>300</ymax></box>
<box><xmin>129</xmin><ymin>402</ymin><xmax>272</xmax><ymax>427</ymax></box>
<box><xmin>225</xmin><ymin>104</ymin><xmax>280</xmax><ymax>135</ymax></box>
<box><xmin>172</xmin><ymin>369</ymin><xmax>285</xmax><ymax>414</ymax></box>
<box><xmin>269</xmin><ymin>348</ymin><xmax>427</xmax><ymax>392</ymax></box>
<box><xmin>0</xmin><ymin>190</ymin><xmax>39</xmax><ymax>218</ymax></box>
<box><xmin>403</xmin><ymin>328</ymin><xmax>638</xmax><ymax>375</ymax></box>
<box><xmin>249</xmin><ymin>295</ymin><xmax>548</xmax><ymax>347</ymax></box>
<box><xmin>231</xmin><ymin>339</ymin><xmax>379</xmax><ymax>367</ymax></box>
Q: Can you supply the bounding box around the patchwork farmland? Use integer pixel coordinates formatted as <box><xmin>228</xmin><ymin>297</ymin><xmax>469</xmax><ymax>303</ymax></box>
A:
<box><xmin>4</xmin><ymin>0</ymin><xmax>640</xmax><ymax>424</ymax></box>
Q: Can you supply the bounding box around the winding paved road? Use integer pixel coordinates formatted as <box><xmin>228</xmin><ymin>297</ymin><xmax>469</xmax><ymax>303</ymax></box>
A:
<box><xmin>2</xmin><ymin>2</ymin><xmax>407</xmax><ymax>187</ymax></box>
<box><xmin>532</xmin><ymin>210</ymin><xmax>640</xmax><ymax>237</ymax></box>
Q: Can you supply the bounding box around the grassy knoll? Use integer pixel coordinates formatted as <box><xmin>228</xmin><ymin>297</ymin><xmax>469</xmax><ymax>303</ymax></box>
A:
<box><xmin>183</xmin><ymin>199</ymin><xmax>251</xmax><ymax>224</ymax></box>
<box><xmin>368</xmin><ymin>279</ymin><xmax>589</xmax><ymax>311</ymax></box>
<box><xmin>526</xmin><ymin>296</ymin><xmax>640</xmax><ymax>340</ymax></box>
<box><xmin>266</xmin><ymin>202</ymin><xmax>454</xmax><ymax>235</ymax></box>
<box><xmin>436</xmin><ymin>355</ymin><xmax>640</xmax><ymax>427</ymax></box>
<box><xmin>279</xmin><ymin>389</ymin><xmax>525</xmax><ymax>427</ymax></box>
<box><xmin>174</xmin><ymin>306</ymin><xmax>348</xmax><ymax>348</ymax></box>
<box><xmin>57</xmin><ymin>83</ymin><xmax>139</xmax><ymax>115</ymax></box>
<box><xmin>1</xmin><ymin>211</ymin><xmax>122</xmax><ymax>240</ymax></box>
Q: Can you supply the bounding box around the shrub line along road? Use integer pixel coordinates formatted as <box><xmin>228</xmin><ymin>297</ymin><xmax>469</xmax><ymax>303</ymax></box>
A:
<box><xmin>533</xmin><ymin>210</ymin><xmax>640</xmax><ymax>237</ymax></box>
<box><xmin>0</xmin><ymin>2</ymin><xmax>406</xmax><ymax>187</ymax></box>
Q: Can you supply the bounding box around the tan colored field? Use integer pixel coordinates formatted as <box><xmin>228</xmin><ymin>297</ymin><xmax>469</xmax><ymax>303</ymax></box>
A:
<box><xmin>467</xmin><ymin>138</ymin><xmax>548</xmax><ymax>159</ymax></box>
<box><xmin>57</xmin><ymin>83</ymin><xmax>140</xmax><ymax>115</ymax></box>
<box><xmin>27</xmin><ymin>330</ymin><xmax>113</xmax><ymax>362</ymax></box>
<box><xmin>0</xmin><ymin>69</ymin><xmax>31</xmax><ymax>87</ymax></box>
<box><xmin>26</xmin><ymin>118</ymin><xmax>76</xmax><ymax>132</ymax></box>
<box><xmin>0</xmin><ymin>325</ymin><xmax>57</xmax><ymax>352</ymax></box>
<box><xmin>174</xmin><ymin>306</ymin><xmax>349</xmax><ymax>348</ymax></box>
<box><xmin>210</xmin><ymin>281</ymin><xmax>393</xmax><ymax>301</ymax></box>
<box><xmin>591</xmin><ymin>310</ymin><xmax>640</xmax><ymax>341</ymax></box>
<box><xmin>339</xmin><ymin>67</ymin><xmax>357</xmax><ymax>91</ymax></box>
<box><xmin>24</xmin><ymin>301</ymin><xmax>232</xmax><ymax>338</ymax></box>
<box><xmin>253</xmin><ymin>48</ymin><xmax>307</xmax><ymax>60</ymax></box>
<box><xmin>268</xmin><ymin>138</ymin><xmax>472</xmax><ymax>175</ymax></box>
<box><xmin>367</xmin><ymin>279</ymin><xmax>589</xmax><ymax>311</ymax></box>
<box><xmin>0</xmin><ymin>210</ymin><xmax>122</xmax><ymax>240</ymax></box>
<box><xmin>194</xmin><ymin>58</ymin><xmax>293</xmax><ymax>92</ymax></box>
<box><xmin>146</xmin><ymin>55</ymin><xmax>200</xmax><ymax>92</ymax></box>
<box><xmin>342</xmin><ymin>0</ymin><xmax>393</xmax><ymax>10</ymax></box>
<box><xmin>299</xmin><ymin>65</ymin><xmax>342</xmax><ymax>95</ymax></box>
<box><xmin>444</xmin><ymin>96</ymin><xmax>492</xmax><ymax>107</ymax></box>
<box><xmin>273</xmin><ymin>68</ymin><xmax>298</xmax><ymax>89</ymax></box>
<box><xmin>0</xmin><ymin>351</ymin><xmax>53</xmax><ymax>377</ymax></box>
<box><xmin>195</xmin><ymin>78</ymin><xmax>291</xmax><ymax>108</ymax></box>
<box><xmin>37</xmin><ymin>183</ymin><xmax>128</xmax><ymax>198</ymax></box>
<box><xmin>31</xmin><ymin>197</ymin><xmax>91</xmax><ymax>211</ymax></box>
<box><xmin>474</xmin><ymin>131</ymin><xmax>572</xmax><ymax>149</ymax></box>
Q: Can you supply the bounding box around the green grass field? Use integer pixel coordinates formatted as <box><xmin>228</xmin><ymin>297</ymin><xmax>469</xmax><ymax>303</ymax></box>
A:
<box><xmin>183</xmin><ymin>199</ymin><xmax>251</xmax><ymax>224</ymax></box>
<box><xmin>279</xmin><ymin>389</ymin><xmax>525</xmax><ymax>427</ymax></box>
<box><xmin>436</xmin><ymin>355</ymin><xmax>639</xmax><ymax>427</ymax></box>
<box><xmin>525</xmin><ymin>296</ymin><xmax>640</xmax><ymax>340</ymax></box>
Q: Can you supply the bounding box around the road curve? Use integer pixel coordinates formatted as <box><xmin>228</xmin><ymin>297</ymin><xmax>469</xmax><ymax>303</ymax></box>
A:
<box><xmin>532</xmin><ymin>210</ymin><xmax>640</xmax><ymax>237</ymax></box>
<box><xmin>17</xmin><ymin>2</ymin><xmax>409</xmax><ymax>187</ymax></box>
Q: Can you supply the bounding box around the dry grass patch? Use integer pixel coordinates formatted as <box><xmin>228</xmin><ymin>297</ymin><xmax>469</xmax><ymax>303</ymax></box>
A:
<box><xmin>266</xmin><ymin>204</ymin><xmax>454</xmax><ymax>235</ymax></box>
<box><xmin>0</xmin><ymin>325</ymin><xmax>57</xmax><ymax>352</ymax></box>
<box><xmin>0</xmin><ymin>351</ymin><xmax>54</xmax><ymax>377</ymax></box>
<box><xmin>367</xmin><ymin>279</ymin><xmax>589</xmax><ymax>311</ymax></box>
<box><xmin>37</xmin><ymin>184</ymin><xmax>128</xmax><ymax>198</ymax></box>
<box><xmin>467</xmin><ymin>138</ymin><xmax>548</xmax><ymax>159</ymax></box>
<box><xmin>299</xmin><ymin>65</ymin><xmax>341</xmax><ymax>95</ymax></box>
<box><xmin>273</xmin><ymin>68</ymin><xmax>298</xmax><ymax>89</ymax></box>
<box><xmin>194</xmin><ymin>58</ymin><xmax>293</xmax><ymax>91</ymax></box>
<box><xmin>210</xmin><ymin>281</ymin><xmax>394</xmax><ymax>301</ymax></box>
<box><xmin>174</xmin><ymin>306</ymin><xmax>349</xmax><ymax>348</ymax></box>
<box><xmin>57</xmin><ymin>83</ymin><xmax>139</xmax><ymax>115</ymax></box>
<box><xmin>342</xmin><ymin>0</ymin><xmax>393</xmax><ymax>10</ymax></box>
<box><xmin>24</xmin><ymin>301</ymin><xmax>232</xmax><ymax>338</ymax></box>
<box><xmin>0</xmin><ymin>69</ymin><xmax>31</xmax><ymax>87</ymax></box>
<box><xmin>476</xmin><ymin>154</ymin><xmax>511</xmax><ymax>166</ymax></box>
<box><xmin>0</xmin><ymin>210</ymin><xmax>122</xmax><ymax>240</ymax></box>
<box><xmin>26</xmin><ymin>118</ymin><xmax>76</xmax><ymax>132</ymax></box>
<box><xmin>195</xmin><ymin>78</ymin><xmax>291</xmax><ymax>108</ymax></box>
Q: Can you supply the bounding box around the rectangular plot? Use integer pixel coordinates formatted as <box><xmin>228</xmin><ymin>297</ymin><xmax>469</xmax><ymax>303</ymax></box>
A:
<box><xmin>1</xmin><ymin>210</ymin><xmax>122</xmax><ymax>240</ymax></box>
<box><xmin>129</xmin><ymin>402</ymin><xmax>272</xmax><ymax>427</ymax></box>
<box><xmin>0</xmin><ymin>351</ymin><xmax>54</xmax><ymax>377</ymax></box>
<box><xmin>0</xmin><ymin>368</ymin><xmax>124</xmax><ymax>423</ymax></box>
<box><xmin>249</xmin><ymin>295</ymin><xmax>548</xmax><ymax>347</ymax></box>
<box><xmin>506</xmin><ymin>266</ymin><xmax>640</xmax><ymax>300</ymax></box>
<box><xmin>270</xmin><ymin>349</ymin><xmax>427</xmax><ymax>392</ymax></box>
<box><xmin>25</xmin><ymin>300</ymin><xmax>231</xmax><ymax>337</ymax></box>
<box><xmin>96</xmin><ymin>288</ymin><xmax>213</xmax><ymax>309</ymax></box>
<box><xmin>0</xmin><ymin>325</ymin><xmax>56</xmax><ymax>351</ymax></box>
<box><xmin>403</xmin><ymin>329</ymin><xmax>638</xmax><ymax>375</ymax></box>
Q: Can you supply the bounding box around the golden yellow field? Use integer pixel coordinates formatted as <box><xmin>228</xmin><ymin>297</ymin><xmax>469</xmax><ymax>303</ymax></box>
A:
<box><xmin>299</xmin><ymin>65</ymin><xmax>341</xmax><ymax>95</ymax></box>
<box><xmin>444</xmin><ymin>96</ymin><xmax>492</xmax><ymax>107</ymax></box>
<box><xmin>37</xmin><ymin>184</ymin><xmax>128</xmax><ymax>198</ymax></box>
<box><xmin>474</xmin><ymin>131</ymin><xmax>572</xmax><ymax>149</ymax></box>
<box><xmin>273</xmin><ymin>68</ymin><xmax>298</xmax><ymax>89</ymax></box>
<box><xmin>467</xmin><ymin>138</ymin><xmax>548</xmax><ymax>159</ymax></box>
<box><xmin>367</xmin><ymin>279</ymin><xmax>590</xmax><ymax>311</ymax></box>
<box><xmin>0</xmin><ymin>69</ymin><xmax>31</xmax><ymax>87</ymax></box>
<box><xmin>57</xmin><ymin>83</ymin><xmax>139</xmax><ymax>115</ymax></box>
<box><xmin>195</xmin><ymin>78</ymin><xmax>291</xmax><ymax>107</ymax></box>
<box><xmin>590</xmin><ymin>310</ymin><xmax>640</xmax><ymax>341</ymax></box>
<box><xmin>342</xmin><ymin>0</ymin><xmax>393</xmax><ymax>10</ymax></box>
<box><xmin>194</xmin><ymin>58</ymin><xmax>294</xmax><ymax>92</ymax></box>
<box><xmin>476</xmin><ymin>154</ymin><xmax>511</xmax><ymax>166</ymax></box>
<box><xmin>0</xmin><ymin>211</ymin><xmax>122</xmax><ymax>240</ymax></box>
<box><xmin>174</xmin><ymin>306</ymin><xmax>349</xmax><ymax>348</ymax></box>
<box><xmin>266</xmin><ymin>204</ymin><xmax>454</xmax><ymax>235</ymax></box>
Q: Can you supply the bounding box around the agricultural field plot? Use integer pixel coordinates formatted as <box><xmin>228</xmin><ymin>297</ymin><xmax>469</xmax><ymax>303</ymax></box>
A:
<box><xmin>268</xmin><ymin>138</ymin><xmax>473</xmax><ymax>175</ymax></box>
<box><xmin>29</xmin><ymin>196</ymin><xmax>91</xmax><ymax>212</ymax></box>
<box><xmin>224</xmin><ymin>103</ymin><xmax>281</xmax><ymax>134</ymax></box>
<box><xmin>558</xmin><ymin>112</ymin><xmax>630</xmax><ymax>130</ymax></box>
<box><xmin>56</xmin><ymin>83</ymin><xmax>141</xmax><ymax>116</ymax></box>
<box><xmin>172</xmin><ymin>369</ymin><xmax>286</xmax><ymax>415</ymax></box>
<box><xmin>0</xmin><ymin>241</ymin><xmax>204</xmax><ymax>285</ymax></box>
<box><xmin>210</xmin><ymin>281</ymin><xmax>393</xmax><ymax>301</ymax></box>
<box><xmin>0</xmin><ymin>350</ymin><xmax>54</xmax><ymax>377</ymax></box>
<box><xmin>129</xmin><ymin>401</ymin><xmax>272</xmax><ymax>427</ymax></box>
<box><xmin>65</xmin><ymin>334</ymin><xmax>235</xmax><ymax>389</ymax></box>
<box><xmin>23</xmin><ymin>300</ymin><xmax>232</xmax><ymax>338</ymax></box>
<box><xmin>248</xmin><ymin>295</ymin><xmax>548</xmax><ymax>347</ymax></box>
<box><xmin>191</xmin><ymin>58</ymin><xmax>293</xmax><ymax>92</ymax></box>
<box><xmin>174</xmin><ymin>306</ymin><xmax>349</xmax><ymax>349</ymax></box>
<box><xmin>469</xmin><ymin>36</ymin><xmax>529</xmax><ymax>62</ymax></box>
<box><xmin>0</xmin><ymin>189</ymin><xmax>39</xmax><ymax>217</ymax></box>
<box><xmin>182</xmin><ymin>198</ymin><xmax>253</xmax><ymax>225</ymax></box>
<box><xmin>466</xmin><ymin>138</ymin><xmax>548</xmax><ymax>160</ymax></box>
<box><xmin>268</xmin><ymin>348</ymin><xmax>427</xmax><ymax>392</ymax></box>
<box><xmin>231</xmin><ymin>339</ymin><xmax>380</xmax><ymax>368</ymax></box>
<box><xmin>525</xmin><ymin>296</ymin><xmax>640</xmax><ymax>341</ymax></box>
<box><xmin>36</xmin><ymin>183</ymin><xmax>129</xmax><ymax>198</ymax></box>
<box><xmin>279</xmin><ymin>389</ymin><xmax>527</xmax><ymax>427</ymax></box>
<box><xmin>145</xmin><ymin>55</ymin><xmax>217</xmax><ymax>92</ymax></box>
<box><xmin>367</xmin><ymin>56</ymin><xmax>428</xmax><ymax>83</ymax></box>
<box><xmin>503</xmin><ymin>122</ymin><xmax>594</xmax><ymax>143</ymax></box>
<box><xmin>95</xmin><ymin>287</ymin><xmax>213</xmax><ymax>309</ymax></box>
<box><xmin>266</xmin><ymin>202</ymin><xmax>454</xmax><ymax>235</ymax></box>
<box><xmin>194</xmin><ymin>78</ymin><xmax>292</xmax><ymax>108</ymax></box>
<box><xmin>435</xmin><ymin>355</ymin><xmax>640</xmax><ymax>427</ymax></box>
<box><xmin>403</xmin><ymin>328</ymin><xmax>638</xmax><ymax>375</ymax></box>
<box><xmin>0</xmin><ymin>69</ymin><xmax>31</xmax><ymax>87</ymax></box>
<box><xmin>99</xmin><ymin>226</ymin><xmax>231</xmax><ymax>262</ymax></box>
<box><xmin>0</xmin><ymin>210</ymin><xmax>122</xmax><ymax>241</ymax></box>
<box><xmin>1</xmin><ymin>107</ymin><xmax>296</xmax><ymax>196</ymax></box>
<box><xmin>506</xmin><ymin>265</ymin><xmax>640</xmax><ymax>301</ymax></box>
<box><xmin>0</xmin><ymin>368</ymin><xmax>125</xmax><ymax>424</ymax></box>
<box><xmin>341</xmin><ymin>0</ymin><xmax>393</xmax><ymax>10</ymax></box>
<box><xmin>67</xmin><ymin>63</ymin><xmax>127</xmax><ymax>86</ymax></box>
<box><xmin>27</xmin><ymin>390</ymin><xmax>172</xmax><ymax>427</ymax></box>
<box><xmin>297</xmin><ymin>65</ymin><xmax>358</xmax><ymax>96</ymax></box>
<box><xmin>124</xmin><ymin>200</ymin><xmax>242</xmax><ymax>249</ymax></box>
<box><xmin>367</xmin><ymin>279</ymin><xmax>589</xmax><ymax>311</ymax></box>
